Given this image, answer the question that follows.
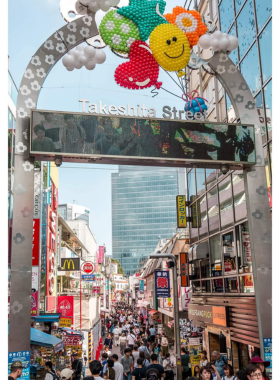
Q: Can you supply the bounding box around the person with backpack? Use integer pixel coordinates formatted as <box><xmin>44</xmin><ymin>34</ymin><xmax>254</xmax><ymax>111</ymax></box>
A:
<box><xmin>120</xmin><ymin>348</ymin><xmax>134</xmax><ymax>380</ymax></box>
<box><xmin>146</xmin><ymin>354</ymin><xmax>166</xmax><ymax>379</ymax></box>
<box><xmin>104</xmin><ymin>333</ymin><xmax>113</xmax><ymax>350</ymax></box>
<box><xmin>127</xmin><ymin>329</ymin><xmax>136</xmax><ymax>350</ymax></box>
<box><xmin>44</xmin><ymin>361</ymin><xmax>59</xmax><ymax>380</ymax></box>
<box><xmin>132</xmin><ymin>358</ymin><xmax>147</xmax><ymax>380</ymax></box>
<box><xmin>222</xmin><ymin>364</ymin><xmax>235</xmax><ymax>380</ymax></box>
<box><xmin>139</xmin><ymin>351</ymin><xmax>150</xmax><ymax>368</ymax></box>
<box><xmin>84</xmin><ymin>360</ymin><xmax>103</xmax><ymax>380</ymax></box>
<box><xmin>71</xmin><ymin>353</ymin><xmax>83</xmax><ymax>380</ymax></box>
<box><xmin>211</xmin><ymin>351</ymin><xmax>227</xmax><ymax>378</ymax></box>
<box><xmin>104</xmin><ymin>359</ymin><xmax>115</xmax><ymax>380</ymax></box>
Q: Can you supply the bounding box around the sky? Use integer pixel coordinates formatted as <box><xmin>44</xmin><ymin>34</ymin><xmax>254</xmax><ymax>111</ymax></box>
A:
<box><xmin>8</xmin><ymin>0</ymin><xmax>189</xmax><ymax>255</ymax></box>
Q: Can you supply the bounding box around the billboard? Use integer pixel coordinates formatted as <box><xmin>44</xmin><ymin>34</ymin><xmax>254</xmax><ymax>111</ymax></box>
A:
<box><xmin>155</xmin><ymin>270</ymin><xmax>170</xmax><ymax>298</ymax></box>
<box><xmin>176</xmin><ymin>195</ymin><xmax>187</xmax><ymax>228</ymax></box>
<box><xmin>30</xmin><ymin>110</ymin><xmax>256</xmax><ymax>168</ymax></box>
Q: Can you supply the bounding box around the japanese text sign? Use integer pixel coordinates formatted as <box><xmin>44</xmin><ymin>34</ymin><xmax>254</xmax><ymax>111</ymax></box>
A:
<box><xmin>99</xmin><ymin>246</ymin><xmax>104</xmax><ymax>264</ymax></box>
<box><xmin>155</xmin><ymin>270</ymin><xmax>170</xmax><ymax>298</ymax></box>
<box><xmin>180</xmin><ymin>252</ymin><xmax>189</xmax><ymax>287</ymax></box>
<box><xmin>176</xmin><ymin>195</ymin><xmax>187</xmax><ymax>228</ymax></box>
<box><xmin>263</xmin><ymin>338</ymin><xmax>272</xmax><ymax>373</ymax></box>
<box><xmin>8</xmin><ymin>351</ymin><xmax>30</xmax><ymax>379</ymax></box>
<box><xmin>139</xmin><ymin>280</ymin><xmax>144</xmax><ymax>291</ymax></box>
<box><xmin>57</xmin><ymin>296</ymin><xmax>74</xmax><ymax>319</ymax></box>
<box><xmin>62</xmin><ymin>335</ymin><xmax>82</xmax><ymax>346</ymax></box>
<box><xmin>59</xmin><ymin>318</ymin><xmax>72</xmax><ymax>328</ymax></box>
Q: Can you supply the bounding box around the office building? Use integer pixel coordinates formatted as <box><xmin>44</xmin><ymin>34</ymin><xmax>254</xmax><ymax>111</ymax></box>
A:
<box><xmin>112</xmin><ymin>166</ymin><xmax>185</xmax><ymax>276</ymax></box>
<box><xmin>58</xmin><ymin>203</ymin><xmax>91</xmax><ymax>225</ymax></box>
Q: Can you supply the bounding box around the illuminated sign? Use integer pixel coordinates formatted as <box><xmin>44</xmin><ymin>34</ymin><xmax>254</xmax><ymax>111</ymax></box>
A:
<box><xmin>30</xmin><ymin>110</ymin><xmax>256</xmax><ymax>169</ymax></box>
<box><xmin>61</xmin><ymin>258</ymin><xmax>80</xmax><ymax>270</ymax></box>
<box><xmin>176</xmin><ymin>195</ymin><xmax>187</xmax><ymax>228</ymax></box>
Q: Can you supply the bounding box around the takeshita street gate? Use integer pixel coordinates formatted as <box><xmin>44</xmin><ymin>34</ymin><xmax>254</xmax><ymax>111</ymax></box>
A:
<box><xmin>9</xmin><ymin>1</ymin><xmax>271</xmax><ymax>365</ymax></box>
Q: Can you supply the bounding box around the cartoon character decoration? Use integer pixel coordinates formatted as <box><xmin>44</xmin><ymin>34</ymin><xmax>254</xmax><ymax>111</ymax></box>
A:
<box><xmin>183</xmin><ymin>90</ymin><xmax>208</xmax><ymax>119</ymax></box>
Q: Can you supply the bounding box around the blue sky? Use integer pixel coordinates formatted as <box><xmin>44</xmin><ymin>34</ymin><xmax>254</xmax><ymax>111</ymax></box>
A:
<box><xmin>9</xmin><ymin>0</ymin><xmax>187</xmax><ymax>255</ymax></box>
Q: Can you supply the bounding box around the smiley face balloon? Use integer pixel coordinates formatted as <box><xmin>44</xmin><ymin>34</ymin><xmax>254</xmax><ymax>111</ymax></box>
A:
<box><xmin>150</xmin><ymin>23</ymin><xmax>191</xmax><ymax>72</ymax></box>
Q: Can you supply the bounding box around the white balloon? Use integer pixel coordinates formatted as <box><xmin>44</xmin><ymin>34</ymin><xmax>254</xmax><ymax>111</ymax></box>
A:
<box><xmin>95</xmin><ymin>49</ymin><xmax>106</xmax><ymax>64</ymax></box>
<box><xmin>74</xmin><ymin>60</ymin><xmax>83</xmax><ymax>69</ymax></box>
<box><xmin>100</xmin><ymin>0</ymin><xmax>111</xmax><ymax>11</ymax></box>
<box><xmin>78</xmin><ymin>54</ymin><xmax>88</xmax><ymax>65</ymax></box>
<box><xmin>211</xmin><ymin>39</ymin><xmax>221</xmax><ymax>51</ymax></box>
<box><xmin>228</xmin><ymin>35</ymin><xmax>239</xmax><ymax>51</ymax></box>
<box><xmin>62</xmin><ymin>54</ymin><xmax>75</xmax><ymax>68</ymax></box>
<box><xmin>219</xmin><ymin>37</ymin><xmax>230</xmax><ymax>51</ymax></box>
<box><xmin>76</xmin><ymin>44</ymin><xmax>85</xmax><ymax>52</ymax></box>
<box><xmin>66</xmin><ymin>66</ymin><xmax>75</xmax><ymax>71</ymax></box>
<box><xmin>85</xmin><ymin>60</ymin><xmax>96</xmax><ymax>70</ymax></box>
<box><xmin>198</xmin><ymin>34</ymin><xmax>212</xmax><ymax>49</ymax></box>
<box><xmin>80</xmin><ymin>0</ymin><xmax>91</xmax><ymax>5</ymax></box>
<box><xmin>213</xmin><ymin>30</ymin><xmax>223</xmax><ymax>40</ymax></box>
<box><xmin>84</xmin><ymin>45</ymin><xmax>96</xmax><ymax>58</ymax></box>
<box><xmin>109</xmin><ymin>0</ymin><xmax>120</xmax><ymax>6</ymax></box>
<box><xmin>69</xmin><ymin>49</ymin><xmax>80</xmax><ymax>58</ymax></box>
<box><xmin>89</xmin><ymin>1</ymin><xmax>100</xmax><ymax>11</ymax></box>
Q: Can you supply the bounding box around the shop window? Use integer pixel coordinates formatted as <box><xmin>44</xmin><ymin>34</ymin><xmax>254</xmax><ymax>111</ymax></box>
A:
<box><xmin>199</xmin><ymin>196</ymin><xmax>208</xmax><ymax>239</ymax></box>
<box><xmin>223</xmin><ymin>231</ymin><xmax>237</xmax><ymax>275</ymax></box>
<box><xmin>237</xmin><ymin>0</ymin><xmax>255</xmax><ymax>59</ymax></box>
<box><xmin>192</xmin><ymin>281</ymin><xmax>201</xmax><ymax>293</ymax></box>
<box><xmin>240</xmin><ymin>43</ymin><xmax>261</xmax><ymax>96</ymax></box>
<box><xmin>212</xmin><ymin>278</ymin><xmax>224</xmax><ymax>293</ymax></box>
<box><xmin>219</xmin><ymin>178</ymin><xmax>234</xmax><ymax>229</ymax></box>
<box><xmin>210</xmin><ymin>234</ymin><xmax>222</xmax><ymax>276</ymax></box>
<box><xmin>219</xmin><ymin>0</ymin><xmax>235</xmax><ymax>33</ymax></box>
<box><xmin>225</xmin><ymin>277</ymin><xmax>239</xmax><ymax>292</ymax></box>
<box><xmin>201</xmin><ymin>280</ymin><xmax>211</xmax><ymax>293</ymax></box>
<box><xmin>238</xmin><ymin>222</ymin><xmax>252</xmax><ymax>273</ymax></box>
<box><xmin>196</xmin><ymin>169</ymin><xmax>205</xmax><ymax>197</ymax></box>
<box><xmin>207</xmin><ymin>186</ymin><xmax>219</xmax><ymax>234</ymax></box>
<box><xmin>201</xmin><ymin>259</ymin><xmax>210</xmax><ymax>279</ymax></box>
<box><xmin>191</xmin><ymin>261</ymin><xmax>200</xmax><ymax>280</ymax></box>
<box><xmin>255</xmin><ymin>0</ymin><xmax>272</xmax><ymax>32</ymax></box>
<box><xmin>188</xmin><ymin>169</ymin><xmax>196</xmax><ymax>202</ymax></box>
<box><xmin>239</xmin><ymin>275</ymin><xmax>254</xmax><ymax>293</ymax></box>
<box><xmin>264</xmin><ymin>80</ymin><xmax>272</xmax><ymax>141</ymax></box>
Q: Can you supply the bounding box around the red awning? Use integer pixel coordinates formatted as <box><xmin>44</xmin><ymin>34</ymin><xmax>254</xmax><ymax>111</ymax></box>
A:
<box><xmin>149</xmin><ymin>309</ymin><xmax>158</xmax><ymax>315</ymax></box>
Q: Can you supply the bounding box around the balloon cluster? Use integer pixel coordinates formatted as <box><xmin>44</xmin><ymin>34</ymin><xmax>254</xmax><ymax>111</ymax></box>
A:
<box><xmin>199</xmin><ymin>31</ymin><xmax>239</xmax><ymax>52</ymax></box>
<box><xmin>79</xmin><ymin>0</ymin><xmax>120</xmax><ymax>13</ymax></box>
<box><xmin>183</xmin><ymin>90</ymin><xmax>208</xmax><ymax>119</ymax></box>
<box><xmin>62</xmin><ymin>45</ymin><xmax>106</xmax><ymax>71</ymax></box>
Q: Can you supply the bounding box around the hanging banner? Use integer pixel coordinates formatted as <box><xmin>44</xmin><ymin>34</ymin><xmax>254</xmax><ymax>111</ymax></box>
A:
<box><xmin>155</xmin><ymin>270</ymin><xmax>170</xmax><ymax>298</ymax></box>
<box><xmin>263</xmin><ymin>338</ymin><xmax>272</xmax><ymax>373</ymax></box>
<box><xmin>180</xmin><ymin>252</ymin><xmax>189</xmax><ymax>287</ymax></box>
<box><xmin>57</xmin><ymin>296</ymin><xmax>74</xmax><ymax>319</ymax></box>
<box><xmin>99</xmin><ymin>246</ymin><xmax>104</xmax><ymax>264</ymax></box>
<box><xmin>32</xmin><ymin>219</ymin><xmax>40</xmax><ymax>266</ymax></box>
<box><xmin>31</xmin><ymin>267</ymin><xmax>39</xmax><ymax>316</ymax></box>
<box><xmin>139</xmin><ymin>280</ymin><xmax>144</xmax><ymax>292</ymax></box>
<box><xmin>181</xmin><ymin>287</ymin><xmax>192</xmax><ymax>310</ymax></box>
<box><xmin>176</xmin><ymin>195</ymin><xmax>187</xmax><ymax>228</ymax></box>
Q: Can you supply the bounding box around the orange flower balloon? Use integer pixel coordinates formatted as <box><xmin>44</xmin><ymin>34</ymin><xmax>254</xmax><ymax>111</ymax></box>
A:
<box><xmin>164</xmin><ymin>7</ymin><xmax>208</xmax><ymax>48</ymax></box>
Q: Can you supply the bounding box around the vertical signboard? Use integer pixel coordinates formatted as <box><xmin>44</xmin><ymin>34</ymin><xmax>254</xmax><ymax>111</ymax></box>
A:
<box><xmin>155</xmin><ymin>270</ymin><xmax>170</xmax><ymax>298</ymax></box>
<box><xmin>8</xmin><ymin>351</ymin><xmax>30</xmax><ymax>380</ymax></box>
<box><xmin>181</xmin><ymin>287</ymin><xmax>192</xmax><ymax>310</ymax></box>
<box><xmin>180</xmin><ymin>252</ymin><xmax>189</xmax><ymax>287</ymax></box>
<box><xmin>57</xmin><ymin>296</ymin><xmax>74</xmax><ymax>321</ymax></box>
<box><xmin>139</xmin><ymin>280</ymin><xmax>144</xmax><ymax>293</ymax></box>
<box><xmin>31</xmin><ymin>267</ymin><xmax>39</xmax><ymax>316</ymax></box>
<box><xmin>99</xmin><ymin>246</ymin><xmax>104</xmax><ymax>264</ymax></box>
<box><xmin>263</xmin><ymin>338</ymin><xmax>272</xmax><ymax>373</ymax></box>
<box><xmin>176</xmin><ymin>195</ymin><xmax>187</xmax><ymax>228</ymax></box>
<box><xmin>242</xmin><ymin>225</ymin><xmax>252</xmax><ymax>264</ymax></box>
<box><xmin>190</xmin><ymin>195</ymin><xmax>201</xmax><ymax>228</ymax></box>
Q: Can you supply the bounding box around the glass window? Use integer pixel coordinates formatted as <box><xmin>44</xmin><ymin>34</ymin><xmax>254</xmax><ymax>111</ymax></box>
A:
<box><xmin>201</xmin><ymin>259</ymin><xmax>210</xmax><ymax>279</ymax></box>
<box><xmin>191</xmin><ymin>261</ymin><xmax>200</xmax><ymax>280</ymax></box>
<box><xmin>225</xmin><ymin>277</ymin><xmax>239</xmax><ymax>292</ymax></box>
<box><xmin>255</xmin><ymin>0</ymin><xmax>272</xmax><ymax>32</ymax></box>
<box><xmin>192</xmin><ymin>281</ymin><xmax>201</xmax><ymax>293</ymax></box>
<box><xmin>255</xmin><ymin>91</ymin><xmax>266</xmax><ymax>143</ymax></box>
<box><xmin>201</xmin><ymin>280</ymin><xmax>211</xmax><ymax>293</ymax></box>
<box><xmin>264</xmin><ymin>80</ymin><xmax>272</xmax><ymax>140</ymax></box>
<box><xmin>188</xmin><ymin>169</ymin><xmax>196</xmax><ymax>202</ymax></box>
<box><xmin>228</xmin><ymin>24</ymin><xmax>238</xmax><ymax>65</ymax></box>
<box><xmin>8</xmin><ymin>108</ymin><xmax>14</xmax><ymax>130</ymax></box>
<box><xmin>232</xmin><ymin>172</ymin><xmax>246</xmax><ymax>221</ymax></box>
<box><xmin>210</xmin><ymin>234</ymin><xmax>222</xmax><ymax>276</ymax></box>
<box><xmin>199</xmin><ymin>196</ymin><xmax>208</xmax><ymax>239</ymax></box>
<box><xmin>234</xmin><ymin>0</ymin><xmax>245</xmax><ymax>14</ymax></box>
<box><xmin>237</xmin><ymin>0</ymin><xmax>255</xmax><ymax>59</ymax></box>
<box><xmin>240</xmin><ymin>43</ymin><xmax>261</xmax><ymax>96</ymax></box>
<box><xmin>219</xmin><ymin>177</ymin><xmax>234</xmax><ymax>229</ymax></box>
<box><xmin>207</xmin><ymin>186</ymin><xmax>219</xmax><ymax>234</ymax></box>
<box><xmin>238</xmin><ymin>222</ymin><xmax>253</xmax><ymax>273</ymax></box>
<box><xmin>219</xmin><ymin>0</ymin><xmax>235</xmax><ymax>33</ymax></box>
<box><xmin>205</xmin><ymin>169</ymin><xmax>216</xmax><ymax>189</ymax></box>
<box><xmin>212</xmin><ymin>278</ymin><xmax>224</xmax><ymax>293</ymax></box>
<box><xmin>259</xmin><ymin>21</ymin><xmax>272</xmax><ymax>83</ymax></box>
<box><xmin>196</xmin><ymin>169</ymin><xmax>205</xmax><ymax>197</ymax></box>
<box><xmin>240</xmin><ymin>275</ymin><xmax>254</xmax><ymax>293</ymax></box>
<box><xmin>223</xmin><ymin>231</ymin><xmax>237</xmax><ymax>275</ymax></box>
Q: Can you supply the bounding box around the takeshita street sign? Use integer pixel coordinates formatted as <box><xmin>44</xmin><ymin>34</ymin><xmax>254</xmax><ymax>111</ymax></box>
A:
<box><xmin>30</xmin><ymin>109</ymin><xmax>255</xmax><ymax>170</ymax></box>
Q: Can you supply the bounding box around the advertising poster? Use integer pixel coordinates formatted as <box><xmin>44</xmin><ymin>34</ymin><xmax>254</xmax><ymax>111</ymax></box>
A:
<box><xmin>163</xmin><ymin>288</ymin><xmax>173</xmax><ymax>308</ymax></box>
<box><xmin>8</xmin><ymin>351</ymin><xmax>30</xmax><ymax>379</ymax></box>
<box><xmin>181</xmin><ymin>287</ymin><xmax>192</xmax><ymax>310</ymax></box>
<box><xmin>57</xmin><ymin>296</ymin><xmax>74</xmax><ymax>320</ymax></box>
<box><xmin>139</xmin><ymin>280</ymin><xmax>144</xmax><ymax>292</ymax></box>
<box><xmin>32</xmin><ymin>219</ymin><xmax>40</xmax><ymax>266</ymax></box>
<box><xmin>155</xmin><ymin>270</ymin><xmax>170</xmax><ymax>298</ymax></box>
<box><xmin>263</xmin><ymin>338</ymin><xmax>272</xmax><ymax>373</ymax></box>
<box><xmin>99</xmin><ymin>246</ymin><xmax>104</xmax><ymax>264</ymax></box>
<box><xmin>31</xmin><ymin>267</ymin><xmax>39</xmax><ymax>316</ymax></box>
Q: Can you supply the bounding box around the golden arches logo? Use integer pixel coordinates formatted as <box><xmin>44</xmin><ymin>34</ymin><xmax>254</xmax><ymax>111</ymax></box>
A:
<box><xmin>63</xmin><ymin>259</ymin><xmax>75</xmax><ymax>270</ymax></box>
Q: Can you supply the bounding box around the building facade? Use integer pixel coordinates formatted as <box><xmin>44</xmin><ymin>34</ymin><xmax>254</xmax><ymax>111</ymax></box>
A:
<box><xmin>58</xmin><ymin>203</ymin><xmax>91</xmax><ymax>225</ymax></box>
<box><xmin>112</xmin><ymin>166</ymin><xmax>185</xmax><ymax>276</ymax></box>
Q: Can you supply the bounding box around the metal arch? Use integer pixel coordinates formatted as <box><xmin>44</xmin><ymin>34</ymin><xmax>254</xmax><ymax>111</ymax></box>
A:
<box><xmin>208</xmin><ymin>52</ymin><xmax>271</xmax><ymax>357</ymax></box>
<box><xmin>9</xmin><ymin>13</ymin><xmax>99</xmax><ymax>352</ymax></box>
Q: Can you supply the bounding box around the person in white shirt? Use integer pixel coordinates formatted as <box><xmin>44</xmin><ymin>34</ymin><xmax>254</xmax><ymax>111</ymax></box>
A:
<box><xmin>200</xmin><ymin>350</ymin><xmax>208</xmax><ymax>367</ymax></box>
<box><xmin>120</xmin><ymin>316</ymin><xmax>125</xmax><ymax>323</ymax></box>
<box><xmin>112</xmin><ymin>354</ymin><xmax>124</xmax><ymax>380</ymax></box>
<box><xmin>163</xmin><ymin>353</ymin><xmax>174</xmax><ymax>380</ymax></box>
<box><xmin>119</xmin><ymin>333</ymin><xmax>127</xmax><ymax>355</ymax></box>
<box><xmin>44</xmin><ymin>361</ymin><xmax>57</xmax><ymax>380</ymax></box>
<box><xmin>113</xmin><ymin>325</ymin><xmax>121</xmax><ymax>347</ymax></box>
<box><xmin>127</xmin><ymin>329</ymin><xmax>136</xmax><ymax>349</ymax></box>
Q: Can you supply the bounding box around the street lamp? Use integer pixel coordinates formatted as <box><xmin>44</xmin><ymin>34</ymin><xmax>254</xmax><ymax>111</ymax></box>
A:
<box><xmin>149</xmin><ymin>252</ymin><xmax>182</xmax><ymax>380</ymax></box>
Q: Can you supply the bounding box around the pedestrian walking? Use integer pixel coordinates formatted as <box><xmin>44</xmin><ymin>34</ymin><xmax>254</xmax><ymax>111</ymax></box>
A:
<box><xmin>132</xmin><ymin>358</ymin><xmax>147</xmax><ymax>380</ymax></box>
<box><xmin>193</xmin><ymin>365</ymin><xmax>200</xmax><ymax>379</ymax></box>
<box><xmin>127</xmin><ymin>329</ymin><xmax>136</xmax><ymax>350</ymax></box>
<box><xmin>161</xmin><ymin>334</ymin><xmax>168</xmax><ymax>358</ymax></box>
<box><xmin>71</xmin><ymin>353</ymin><xmax>83</xmax><ymax>379</ymax></box>
<box><xmin>163</xmin><ymin>353</ymin><xmax>174</xmax><ymax>380</ymax></box>
<box><xmin>146</xmin><ymin>354</ymin><xmax>165</xmax><ymax>379</ymax></box>
<box><xmin>221</xmin><ymin>364</ymin><xmax>236</xmax><ymax>380</ymax></box>
<box><xmin>119</xmin><ymin>333</ymin><xmax>127</xmax><ymax>356</ymax></box>
<box><xmin>9</xmin><ymin>361</ymin><xmax>23</xmax><ymax>380</ymax></box>
<box><xmin>139</xmin><ymin>352</ymin><xmax>150</xmax><ymax>368</ymax></box>
<box><xmin>200</xmin><ymin>350</ymin><xmax>208</xmax><ymax>367</ymax></box>
<box><xmin>60</xmin><ymin>368</ymin><xmax>74</xmax><ymax>380</ymax></box>
<box><xmin>132</xmin><ymin>345</ymin><xmax>140</xmax><ymax>369</ymax></box>
<box><xmin>201</xmin><ymin>365</ymin><xmax>221</xmax><ymax>380</ymax></box>
<box><xmin>104</xmin><ymin>333</ymin><xmax>113</xmax><ymax>350</ymax></box>
<box><xmin>181</xmin><ymin>347</ymin><xmax>190</xmax><ymax>380</ymax></box>
<box><xmin>121</xmin><ymin>348</ymin><xmax>134</xmax><ymax>380</ymax></box>
<box><xmin>84</xmin><ymin>360</ymin><xmax>102</xmax><ymax>380</ymax></box>
<box><xmin>149</xmin><ymin>325</ymin><xmax>156</xmax><ymax>343</ymax></box>
<box><xmin>113</xmin><ymin>324</ymin><xmax>121</xmax><ymax>347</ymax></box>
<box><xmin>101</xmin><ymin>353</ymin><xmax>109</xmax><ymax>378</ymax></box>
<box><xmin>250</xmin><ymin>356</ymin><xmax>270</xmax><ymax>380</ymax></box>
<box><xmin>112</xmin><ymin>354</ymin><xmax>124</xmax><ymax>380</ymax></box>
<box><xmin>212</xmin><ymin>351</ymin><xmax>228</xmax><ymax>378</ymax></box>
<box><xmin>104</xmin><ymin>359</ymin><xmax>116</xmax><ymax>380</ymax></box>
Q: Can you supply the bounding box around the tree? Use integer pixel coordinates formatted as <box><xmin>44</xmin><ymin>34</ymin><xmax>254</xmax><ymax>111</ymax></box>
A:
<box><xmin>111</xmin><ymin>258</ymin><xmax>125</xmax><ymax>276</ymax></box>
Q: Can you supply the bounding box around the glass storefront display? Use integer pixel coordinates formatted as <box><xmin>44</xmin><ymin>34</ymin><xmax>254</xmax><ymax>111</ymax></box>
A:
<box><xmin>210</xmin><ymin>234</ymin><xmax>222</xmax><ymax>277</ymax></box>
<box><xmin>223</xmin><ymin>231</ymin><xmax>237</xmax><ymax>275</ymax></box>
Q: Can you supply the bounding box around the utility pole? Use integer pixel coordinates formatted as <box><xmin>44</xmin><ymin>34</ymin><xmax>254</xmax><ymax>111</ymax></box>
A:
<box><xmin>149</xmin><ymin>252</ymin><xmax>182</xmax><ymax>380</ymax></box>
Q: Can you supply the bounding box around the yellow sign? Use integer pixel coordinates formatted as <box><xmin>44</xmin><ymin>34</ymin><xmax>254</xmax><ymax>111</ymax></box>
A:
<box><xmin>59</xmin><ymin>318</ymin><xmax>72</xmax><ymax>328</ymax></box>
<box><xmin>176</xmin><ymin>195</ymin><xmax>187</xmax><ymax>228</ymax></box>
<box><xmin>61</xmin><ymin>258</ymin><xmax>80</xmax><ymax>270</ymax></box>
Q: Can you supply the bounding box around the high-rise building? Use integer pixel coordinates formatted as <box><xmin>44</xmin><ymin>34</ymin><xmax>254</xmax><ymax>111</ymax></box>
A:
<box><xmin>58</xmin><ymin>203</ymin><xmax>91</xmax><ymax>225</ymax></box>
<box><xmin>111</xmin><ymin>166</ymin><xmax>185</xmax><ymax>276</ymax></box>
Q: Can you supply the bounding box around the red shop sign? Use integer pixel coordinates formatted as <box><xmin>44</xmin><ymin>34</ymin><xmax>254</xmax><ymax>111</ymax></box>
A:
<box><xmin>32</xmin><ymin>219</ymin><xmax>40</xmax><ymax>266</ymax></box>
<box><xmin>57</xmin><ymin>296</ymin><xmax>74</xmax><ymax>319</ymax></box>
<box><xmin>63</xmin><ymin>335</ymin><xmax>81</xmax><ymax>346</ymax></box>
<box><xmin>81</xmin><ymin>261</ymin><xmax>94</xmax><ymax>274</ymax></box>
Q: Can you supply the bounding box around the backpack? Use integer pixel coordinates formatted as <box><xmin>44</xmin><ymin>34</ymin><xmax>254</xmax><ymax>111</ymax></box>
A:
<box><xmin>146</xmin><ymin>368</ymin><xmax>160</xmax><ymax>380</ymax></box>
<box><xmin>49</xmin><ymin>371</ymin><xmax>59</xmax><ymax>380</ymax></box>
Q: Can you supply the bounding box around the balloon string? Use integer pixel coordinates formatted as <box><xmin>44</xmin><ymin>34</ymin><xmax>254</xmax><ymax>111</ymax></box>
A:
<box><xmin>160</xmin><ymin>87</ymin><xmax>182</xmax><ymax>99</ymax></box>
<box><xmin>162</xmin><ymin>68</ymin><xmax>185</xmax><ymax>93</ymax></box>
<box><xmin>151</xmin><ymin>86</ymin><xmax>159</xmax><ymax>98</ymax></box>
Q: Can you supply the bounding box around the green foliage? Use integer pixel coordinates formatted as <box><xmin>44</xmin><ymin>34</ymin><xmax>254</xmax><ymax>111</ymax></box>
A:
<box><xmin>111</xmin><ymin>258</ymin><xmax>125</xmax><ymax>275</ymax></box>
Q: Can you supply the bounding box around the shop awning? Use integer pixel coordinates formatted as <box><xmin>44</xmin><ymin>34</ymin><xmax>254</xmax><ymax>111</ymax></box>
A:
<box><xmin>168</xmin><ymin>320</ymin><xmax>174</xmax><ymax>328</ymax></box>
<box><xmin>31</xmin><ymin>313</ymin><xmax>61</xmax><ymax>322</ymax></box>
<box><xmin>61</xmin><ymin>327</ymin><xmax>84</xmax><ymax>339</ymax></box>
<box><xmin>31</xmin><ymin>327</ymin><xmax>63</xmax><ymax>352</ymax></box>
<box><xmin>148</xmin><ymin>309</ymin><xmax>159</xmax><ymax>315</ymax></box>
<box><xmin>188</xmin><ymin>242</ymin><xmax>208</xmax><ymax>261</ymax></box>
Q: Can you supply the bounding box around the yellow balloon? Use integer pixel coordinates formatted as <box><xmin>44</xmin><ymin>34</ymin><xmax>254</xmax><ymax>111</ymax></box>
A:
<box><xmin>150</xmin><ymin>23</ymin><xmax>191</xmax><ymax>72</ymax></box>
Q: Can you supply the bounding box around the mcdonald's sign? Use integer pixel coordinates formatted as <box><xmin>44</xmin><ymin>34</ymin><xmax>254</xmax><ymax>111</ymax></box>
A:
<box><xmin>61</xmin><ymin>258</ymin><xmax>80</xmax><ymax>270</ymax></box>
